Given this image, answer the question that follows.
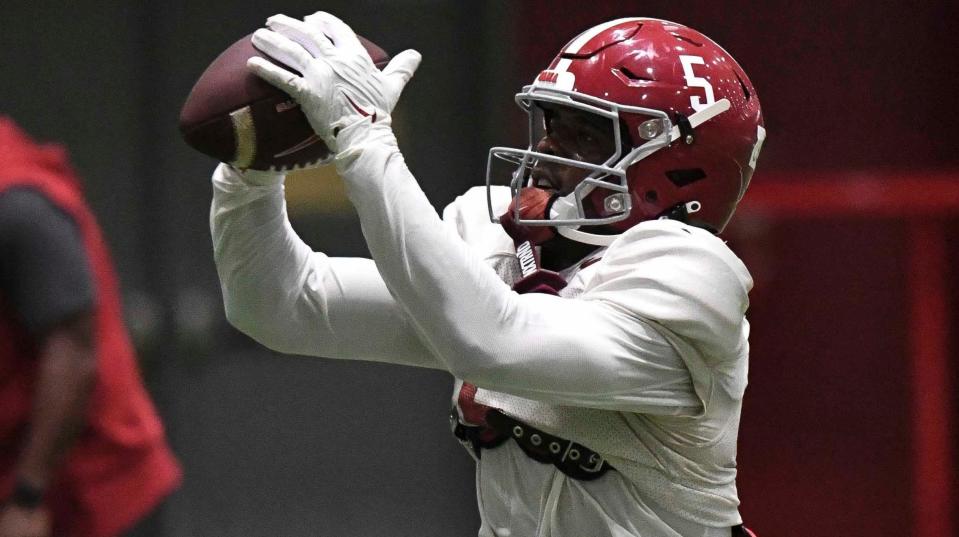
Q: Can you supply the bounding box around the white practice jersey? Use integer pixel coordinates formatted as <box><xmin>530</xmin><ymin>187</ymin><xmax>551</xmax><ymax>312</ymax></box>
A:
<box><xmin>210</xmin><ymin>125</ymin><xmax>753</xmax><ymax>537</ymax></box>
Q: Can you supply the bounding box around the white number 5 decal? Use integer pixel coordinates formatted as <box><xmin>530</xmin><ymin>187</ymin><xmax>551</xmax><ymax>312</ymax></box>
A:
<box><xmin>679</xmin><ymin>55</ymin><xmax>715</xmax><ymax>112</ymax></box>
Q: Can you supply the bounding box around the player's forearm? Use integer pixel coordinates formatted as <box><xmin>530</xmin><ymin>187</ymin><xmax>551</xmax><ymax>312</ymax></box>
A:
<box><xmin>210</xmin><ymin>164</ymin><xmax>442</xmax><ymax>367</ymax></box>
<box><xmin>336</xmin><ymin>135</ymin><xmax>511</xmax><ymax>363</ymax></box>
<box><xmin>16</xmin><ymin>313</ymin><xmax>96</xmax><ymax>490</ymax></box>
<box><xmin>211</xmin><ymin>165</ymin><xmax>317</xmax><ymax>351</ymax></box>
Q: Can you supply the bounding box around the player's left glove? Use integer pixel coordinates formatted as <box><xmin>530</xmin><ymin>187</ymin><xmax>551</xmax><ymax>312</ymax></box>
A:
<box><xmin>247</xmin><ymin>12</ymin><xmax>421</xmax><ymax>152</ymax></box>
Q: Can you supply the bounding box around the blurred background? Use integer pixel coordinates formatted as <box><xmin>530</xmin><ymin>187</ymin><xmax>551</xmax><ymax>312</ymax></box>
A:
<box><xmin>2</xmin><ymin>1</ymin><xmax>957</xmax><ymax>536</ymax></box>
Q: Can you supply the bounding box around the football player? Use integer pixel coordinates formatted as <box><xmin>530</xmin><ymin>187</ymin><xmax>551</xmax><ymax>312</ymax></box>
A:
<box><xmin>211</xmin><ymin>12</ymin><xmax>764</xmax><ymax>537</ymax></box>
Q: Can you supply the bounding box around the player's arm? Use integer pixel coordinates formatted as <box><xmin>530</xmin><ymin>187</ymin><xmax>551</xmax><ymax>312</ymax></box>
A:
<box><xmin>0</xmin><ymin>189</ymin><xmax>97</xmax><ymax>521</ymax></box>
<box><xmin>248</xmin><ymin>14</ymin><xmax>721</xmax><ymax>413</ymax></box>
<box><xmin>14</xmin><ymin>312</ymin><xmax>95</xmax><ymax>492</ymax></box>
<box><xmin>339</xmin><ymin>145</ymin><xmax>714</xmax><ymax>413</ymax></box>
<box><xmin>210</xmin><ymin>164</ymin><xmax>442</xmax><ymax>369</ymax></box>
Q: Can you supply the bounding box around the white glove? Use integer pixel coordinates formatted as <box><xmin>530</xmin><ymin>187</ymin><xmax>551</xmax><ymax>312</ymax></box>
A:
<box><xmin>247</xmin><ymin>12</ymin><xmax>421</xmax><ymax>152</ymax></box>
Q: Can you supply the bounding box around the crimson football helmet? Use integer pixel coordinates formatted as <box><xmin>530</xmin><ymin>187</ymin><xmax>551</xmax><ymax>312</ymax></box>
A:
<box><xmin>487</xmin><ymin>18</ymin><xmax>765</xmax><ymax>245</ymax></box>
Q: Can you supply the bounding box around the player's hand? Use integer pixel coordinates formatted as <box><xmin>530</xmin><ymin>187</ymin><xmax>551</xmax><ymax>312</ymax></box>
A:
<box><xmin>0</xmin><ymin>505</ymin><xmax>51</xmax><ymax>537</ymax></box>
<box><xmin>247</xmin><ymin>12</ymin><xmax>421</xmax><ymax>151</ymax></box>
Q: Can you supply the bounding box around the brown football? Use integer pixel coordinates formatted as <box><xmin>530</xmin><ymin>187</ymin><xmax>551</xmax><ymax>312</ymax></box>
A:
<box><xmin>179</xmin><ymin>33</ymin><xmax>390</xmax><ymax>171</ymax></box>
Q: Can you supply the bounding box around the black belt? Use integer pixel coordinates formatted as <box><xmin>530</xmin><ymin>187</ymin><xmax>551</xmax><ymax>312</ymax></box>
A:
<box><xmin>452</xmin><ymin>411</ymin><xmax>757</xmax><ymax>535</ymax></box>
<box><xmin>451</xmin><ymin>408</ymin><xmax>611</xmax><ymax>481</ymax></box>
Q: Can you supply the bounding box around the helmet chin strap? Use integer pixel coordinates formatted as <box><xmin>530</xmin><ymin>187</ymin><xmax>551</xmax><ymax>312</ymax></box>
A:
<box><xmin>555</xmin><ymin>226</ymin><xmax>619</xmax><ymax>246</ymax></box>
<box><xmin>547</xmin><ymin>98</ymin><xmax>731</xmax><ymax>247</ymax></box>
<box><xmin>550</xmin><ymin>196</ymin><xmax>619</xmax><ymax>246</ymax></box>
<box><xmin>553</xmin><ymin>200</ymin><xmax>704</xmax><ymax>246</ymax></box>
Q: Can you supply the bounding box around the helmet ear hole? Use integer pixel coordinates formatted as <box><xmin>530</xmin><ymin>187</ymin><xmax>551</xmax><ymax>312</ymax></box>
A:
<box><xmin>644</xmin><ymin>190</ymin><xmax>658</xmax><ymax>203</ymax></box>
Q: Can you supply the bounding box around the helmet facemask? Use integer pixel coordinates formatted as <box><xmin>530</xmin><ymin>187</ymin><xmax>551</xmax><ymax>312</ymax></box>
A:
<box><xmin>487</xmin><ymin>83</ymin><xmax>730</xmax><ymax>246</ymax></box>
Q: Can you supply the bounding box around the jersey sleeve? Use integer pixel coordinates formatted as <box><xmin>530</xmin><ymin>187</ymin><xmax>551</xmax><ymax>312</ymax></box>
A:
<box><xmin>0</xmin><ymin>187</ymin><xmax>94</xmax><ymax>335</ymax></box>
<box><xmin>331</xmin><ymin>123</ymin><xmax>710</xmax><ymax>414</ymax></box>
<box><xmin>209</xmin><ymin>164</ymin><xmax>441</xmax><ymax>369</ymax></box>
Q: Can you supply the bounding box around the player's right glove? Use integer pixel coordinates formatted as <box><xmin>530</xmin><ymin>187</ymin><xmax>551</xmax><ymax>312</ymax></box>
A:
<box><xmin>247</xmin><ymin>12</ymin><xmax>421</xmax><ymax>153</ymax></box>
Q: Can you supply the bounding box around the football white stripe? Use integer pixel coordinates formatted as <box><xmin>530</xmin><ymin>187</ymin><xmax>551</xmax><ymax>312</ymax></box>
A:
<box><xmin>229</xmin><ymin>106</ymin><xmax>256</xmax><ymax>169</ymax></box>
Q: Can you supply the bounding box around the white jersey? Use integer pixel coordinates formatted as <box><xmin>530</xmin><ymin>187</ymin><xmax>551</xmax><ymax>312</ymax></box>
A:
<box><xmin>447</xmin><ymin>187</ymin><xmax>751</xmax><ymax>537</ymax></box>
<box><xmin>209</xmin><ymin>124</ymin><xmax>753</xmax><ymax>537</ymax></box>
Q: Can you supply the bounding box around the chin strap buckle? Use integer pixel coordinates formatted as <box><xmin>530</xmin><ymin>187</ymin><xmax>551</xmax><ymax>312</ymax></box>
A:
<box><xmin>675</xmin><ymin>113</ymin><xmax>695</xmax><ymax>145</ymax></box>
<box><xmin>658</xmin><ymin>200</ymin><xmax>702</xmax><ymax>224</ymax></box>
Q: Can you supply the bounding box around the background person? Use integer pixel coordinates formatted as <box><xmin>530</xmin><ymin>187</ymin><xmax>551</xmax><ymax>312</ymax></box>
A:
<box><xmin>0</xmin><ymin>118</ymin><xmax>181</xmax><ymax>537</ymax></box>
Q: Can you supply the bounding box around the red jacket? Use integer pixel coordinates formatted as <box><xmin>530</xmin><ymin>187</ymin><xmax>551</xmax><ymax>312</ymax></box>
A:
<box><xmin>0</xmin><ymin>118</ymin><xmax>181</xmax><ymax>537</ymax></box>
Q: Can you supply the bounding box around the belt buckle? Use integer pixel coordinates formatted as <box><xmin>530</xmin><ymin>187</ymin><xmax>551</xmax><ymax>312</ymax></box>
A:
<box><xmin>578</xmin><ymin>451</ymin><xmax>606</xmax><ymax>474</ymax></box>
